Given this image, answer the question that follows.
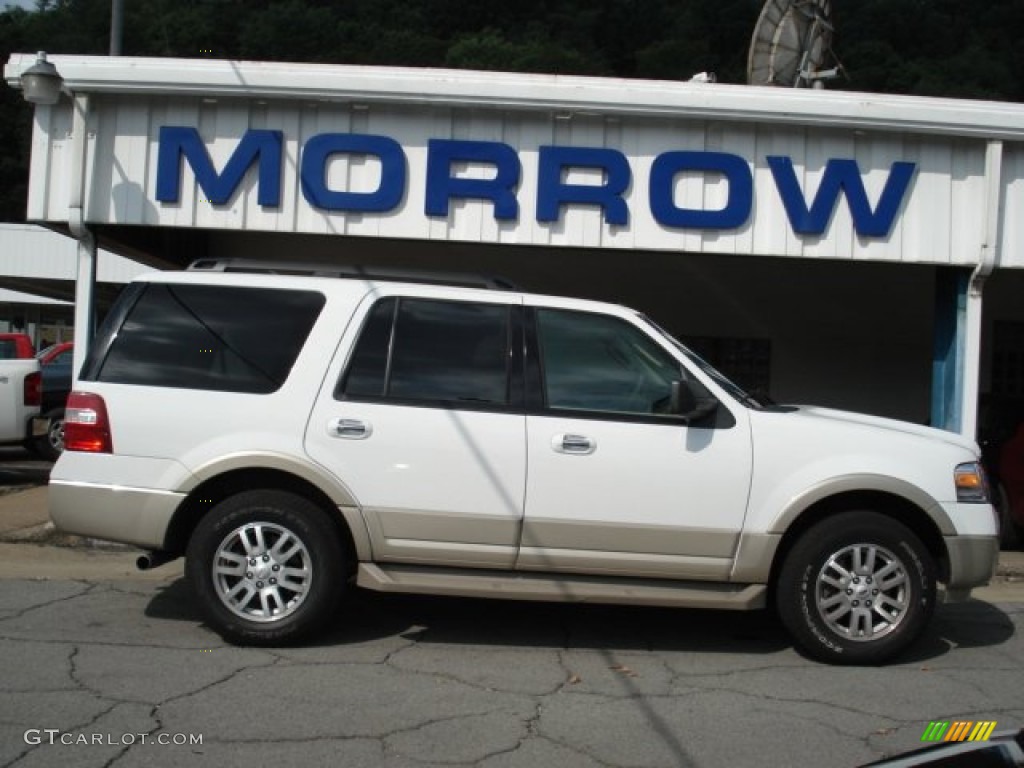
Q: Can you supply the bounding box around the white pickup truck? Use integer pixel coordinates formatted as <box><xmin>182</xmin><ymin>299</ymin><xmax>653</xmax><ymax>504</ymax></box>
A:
<box><xmin>0</xmin><ymin>358</ymin><xmax>42</xmax><ymax>447</ymax></box>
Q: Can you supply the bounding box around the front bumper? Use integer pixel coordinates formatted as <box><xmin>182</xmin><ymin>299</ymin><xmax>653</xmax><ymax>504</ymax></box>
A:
<box><xmin>944</xmin><ymin>534</ymin><xmax>999</xmax><ymax>592</ymax></box>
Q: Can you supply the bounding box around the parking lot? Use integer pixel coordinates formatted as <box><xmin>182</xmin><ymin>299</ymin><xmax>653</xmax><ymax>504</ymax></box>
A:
<box><xmin>0</xmin><ymin>451</ymin><xmax>1022</xmax><ymax>768</ymax></box>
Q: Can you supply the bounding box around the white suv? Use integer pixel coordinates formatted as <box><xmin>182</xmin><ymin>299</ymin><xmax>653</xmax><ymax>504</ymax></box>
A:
<box><xmin>50</xmin><ymin>261</ymin><xmax>999</xmax><ymax>664</ymax></box>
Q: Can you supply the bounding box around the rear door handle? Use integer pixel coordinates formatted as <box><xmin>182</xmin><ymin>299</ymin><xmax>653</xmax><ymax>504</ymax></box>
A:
<box><xmin>552</xmin><ymin>433</ymin><xmax>595</xmax><ymax>455</ymax></box>
<box><xmin>328</xmin><ymin>418</ymin><xmax>372</xmax><ymax>439</ymax></box>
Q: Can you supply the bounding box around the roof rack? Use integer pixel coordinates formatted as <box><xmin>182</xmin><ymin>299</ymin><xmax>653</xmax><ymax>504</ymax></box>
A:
<box><xmin>186</xmin><ymin>258</ymin><xmax>520</xmax><ymax>291</ymax></box>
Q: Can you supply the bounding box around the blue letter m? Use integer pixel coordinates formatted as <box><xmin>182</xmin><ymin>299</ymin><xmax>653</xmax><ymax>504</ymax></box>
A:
<box><xmin>156</xmin><ymin>126</ymin><xmax>283</xmax><ymax>207</ymax></box>
<box><xmin>768</xmin><ymin>156</ymin><xmax>916</xmax><ymax>238</ymax></box>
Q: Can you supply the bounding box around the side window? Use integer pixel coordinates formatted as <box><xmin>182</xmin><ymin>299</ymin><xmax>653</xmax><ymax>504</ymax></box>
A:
<box><xmin>340</xmin><ymin>298</ymin><xmax>511</xmax><ymax>406</ymax></box>
<box><xmin>93</xmin><ymin>284</ymin><xmax>325</xmax><ymax>394</ymax></box>
<box><xmin>536</xmin><ymin>309</ymin><xmax>681</xmax><ymax>417</ymax></box>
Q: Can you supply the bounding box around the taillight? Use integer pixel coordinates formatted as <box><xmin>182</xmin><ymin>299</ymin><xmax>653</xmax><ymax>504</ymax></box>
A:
<box><xmin>24</xmin><ymin>371</ymin><xmax>41</xmax><ymax>406</ymax></box>
<box><xmin>64</xmin><ymin>391</ymin><xmax>113</xmax><ymax>453</ymax></box>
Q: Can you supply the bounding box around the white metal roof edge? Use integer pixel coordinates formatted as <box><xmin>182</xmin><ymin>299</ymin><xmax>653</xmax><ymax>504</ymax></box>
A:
<box><xmin>0</xmin><ymin>286</ymin><xmax>72</xmax><ymax>305</ymax></box>
<box><xmin>6</xmin><ymin>53</ymin><xmax>1024</xmax><ymax>141</ymax></box>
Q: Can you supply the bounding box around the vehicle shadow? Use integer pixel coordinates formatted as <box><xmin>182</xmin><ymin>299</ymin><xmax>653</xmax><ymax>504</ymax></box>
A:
<box><xmin>144</xmin><ymin>577</ymin><xmax>1016</xmax><ymax>661</ymax></box>
<box><xmin>0</xmin><ymin>447</ymin><xmax>52</xmax><ymax>486</ymax></box>
<box><xmin>899</xmin><ymin>598</ymin><xmax>1018</xmax><ymax>662</ymax></box>
<box><xmin>327</xmin><ymin>589</ymin><xmax>792</xmax><ymax>654</ymax></box>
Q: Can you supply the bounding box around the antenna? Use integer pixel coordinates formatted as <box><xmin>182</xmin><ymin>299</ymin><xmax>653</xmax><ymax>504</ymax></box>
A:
<box><xmin>747</xmin><ymin>0</ymin><xmax>841</xmax><ymax>89</ymax></box>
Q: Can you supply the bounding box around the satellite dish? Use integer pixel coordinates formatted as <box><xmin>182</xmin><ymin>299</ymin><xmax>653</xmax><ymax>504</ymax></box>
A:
<box><xmin>747</xmin><ymin>0</ymin><xmax>840</xmax><ymax>88</ymax></box>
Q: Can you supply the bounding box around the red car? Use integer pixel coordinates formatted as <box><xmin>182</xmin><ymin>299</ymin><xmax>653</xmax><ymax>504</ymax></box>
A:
<box><xmin>36</xmin><ymin>341</ymin><xmax>73</xmax><ymax>365</ymax></box>
<box><xmin>0</xmin><ymin>333</ymin><xmax>35</xmax><ymax>360</ymax></box>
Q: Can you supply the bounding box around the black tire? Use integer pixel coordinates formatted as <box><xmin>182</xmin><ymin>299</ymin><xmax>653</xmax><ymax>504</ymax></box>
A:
<box><xmin>186</xmin><ymin>490</ymin><xmax>345</xmax><ymax>646</ymax></box>
<box><xmin>33</xmin><ymin>408</ymin><xmax>65</xmax><ymax>462</ymax></box>
<box><xmin>776</xmin><ymin>511</ymin><xmax>936</xmax><ymax>665</ymax></box>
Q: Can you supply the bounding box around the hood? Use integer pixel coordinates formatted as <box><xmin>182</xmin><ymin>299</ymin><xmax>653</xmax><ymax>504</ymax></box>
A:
<box><xmin>781</xmin><ymin>405</ymin><xmax>980</xmax><ymax>455</ymax></box>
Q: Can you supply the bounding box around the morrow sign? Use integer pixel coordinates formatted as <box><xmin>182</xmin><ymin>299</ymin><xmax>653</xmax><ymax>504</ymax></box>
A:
<box><xmin>155</xmin><ymin>127</ymin><xmax>916</xmax><ymax>238</ymax></box>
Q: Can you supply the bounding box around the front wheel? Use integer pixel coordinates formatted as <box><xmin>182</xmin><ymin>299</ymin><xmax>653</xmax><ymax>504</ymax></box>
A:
<box><xmin>186</xmin><ymin>490</ymin><xmax>345</xmax><ymax>646</ymax></box>
<box><xmin>776</xmin><ymin>511</ymin><xmax>936</xmax><ymax>665</ymax></box>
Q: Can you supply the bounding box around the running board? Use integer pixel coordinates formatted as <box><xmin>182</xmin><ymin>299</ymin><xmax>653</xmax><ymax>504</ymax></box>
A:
<box><xmin>356</xmin><ymin>563</ymin><xmax>766</xmax><ymax>611</ymax></box>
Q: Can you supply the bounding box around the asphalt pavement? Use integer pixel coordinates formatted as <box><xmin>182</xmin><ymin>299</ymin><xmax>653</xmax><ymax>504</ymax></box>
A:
<box><xmin>0</xmin><ymin>456</ymin><xmax>1022</xmax><ymax>768</ymax></box>
<box><xmin>1</xmin><ymin>549</ymin><xmax>1022</xmax><ymax>768</ymax></box>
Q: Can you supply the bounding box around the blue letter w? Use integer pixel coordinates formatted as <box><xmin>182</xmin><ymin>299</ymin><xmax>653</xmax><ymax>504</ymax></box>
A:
<box><xmin>156</xmin><ymin>127</ymin><xmax>283</xmax><ymax>207</ymax></box>
<box><xmin>768</xmin><ymin>156</ymin><xmax>915</xmax><ymax>238</ymax></box>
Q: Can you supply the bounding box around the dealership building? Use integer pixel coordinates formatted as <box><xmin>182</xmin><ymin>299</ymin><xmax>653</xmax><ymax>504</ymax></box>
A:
<box><xmin>4</xmin><ymin>53</ymin><xmax>1024</xmax><ymax>440</ymax></box>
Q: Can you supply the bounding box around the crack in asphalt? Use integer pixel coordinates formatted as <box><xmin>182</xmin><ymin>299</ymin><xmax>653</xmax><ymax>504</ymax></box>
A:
<box><xmin>381</xmin><ymin>709</ymin><xmax>523</xmax><ymax>764</ymax></box>
<box><xmin>0</xmin><ymin>581</ymin><xmax>97</xmax><ymax>622</ymax></box>
<box><xmin>0</xmin><ymin>633</ymin><xmax>228</xmax><ymax>652</ymax></box>
<box><xmin>2</xmin><ymin>698</ymin><xmax>129</xmax><ymax>768</ymax></box>
<box><xmin>1</xmin><ymin>572</ymin><xmax>1021</xmax><ymax>768</ymax></box>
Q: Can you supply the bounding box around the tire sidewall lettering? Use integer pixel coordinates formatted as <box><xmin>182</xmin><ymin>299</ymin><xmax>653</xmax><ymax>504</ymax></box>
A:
<box><xmin>776</xmin><ymin>511</ymin><xmax>937</xmax><ymax>664</ymax></box>
<box><xmin>186</xmin><ymin>490</ymin><xmax>344</xmax><ymax>646</ymax></box>
<box><xmin>799</xmin><ymin>562</ymin><xmax>843</xmax><ymax>653</ymax></box>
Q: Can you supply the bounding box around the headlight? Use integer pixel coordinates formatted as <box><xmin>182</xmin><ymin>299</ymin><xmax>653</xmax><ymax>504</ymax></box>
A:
<box><xmin>954</xmin><ymin>462</ymin><xmax>990</xmax><ymax>503</ymax></box>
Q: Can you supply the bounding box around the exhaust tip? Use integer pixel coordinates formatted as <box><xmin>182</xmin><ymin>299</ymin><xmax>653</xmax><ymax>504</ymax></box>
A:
<box><xmin>136</xmin><ymin>551</ymin><xmax>178</xmax><ymax>571</ymax></box>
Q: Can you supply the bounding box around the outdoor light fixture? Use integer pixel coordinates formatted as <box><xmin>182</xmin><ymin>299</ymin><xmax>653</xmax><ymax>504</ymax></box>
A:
<box><xmin>20</xmin><ymin>51</ymin><xmax>64</xmax><ymax>105</ymax></box>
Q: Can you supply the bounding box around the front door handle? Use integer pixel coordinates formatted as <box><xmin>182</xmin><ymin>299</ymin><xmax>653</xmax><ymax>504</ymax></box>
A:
<box><xmin>552</xmin><ymin>433</ymin><xmax>595</xmax><ymax>455</ymax></box>
<box><xmin>328</xmin><ymin>418</ymin><xmax>372</xmax><ymax>439</ymax></box>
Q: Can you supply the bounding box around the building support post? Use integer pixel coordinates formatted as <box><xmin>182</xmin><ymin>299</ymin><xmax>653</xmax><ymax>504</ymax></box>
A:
<box><xmin>67</xmin><ymin>92</ymin><xmax>95</xmax><ymax>384</ymax></box>
<box><xmin>931</xmin><ymin>140</ymin><xmax>1002</xmax><ymax>439</ymax></box>
<box><xmin>946</xmin><ymin>140</ymin><xmax>1003</xmax><ymax>440</ymax></box>
<box><xmin>962</xmin><ymin>140</ymin><xmax>1004</xmax><ymax>440</ymax></box>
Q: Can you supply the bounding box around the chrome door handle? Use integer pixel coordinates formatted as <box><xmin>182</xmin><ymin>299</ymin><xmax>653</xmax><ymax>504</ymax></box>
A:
<box><xmin>329</xmin><ymin>418</ymin><xmax>372</xmax><ymax>439</ymax></box>
<box><xmin>552</xmin><ymin>433</ymin><xmax>595</xmax><ymax>455</ymax></box>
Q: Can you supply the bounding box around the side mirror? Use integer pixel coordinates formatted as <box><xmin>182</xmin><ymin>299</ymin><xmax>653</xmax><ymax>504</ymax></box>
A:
<box><xmin>670</xmin><ymin>380</ymin><xmax>695</xmax><ymax>414</ymax></box>
<box><xmin>671</xmin><ymin>380</ymin><xmax>718</xmax><ymax>423</ymax></box>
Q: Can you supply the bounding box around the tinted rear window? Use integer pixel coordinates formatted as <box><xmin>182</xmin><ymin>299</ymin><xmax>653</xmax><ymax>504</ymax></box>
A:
<box><xmin>93</xmin><ymin>284</ymin><xmax>324</xmax><ymax>393</ymax></box>
<box><xmin>339</xmin><ymin>297</ymin><xmax>511</xmax><ymax>406</ymax></box>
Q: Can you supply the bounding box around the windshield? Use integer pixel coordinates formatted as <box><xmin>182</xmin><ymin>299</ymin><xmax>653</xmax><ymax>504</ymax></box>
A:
<box><xmin>640</xmin><ymin>314</ymin><xmax>766</xmax><ymax>408</ymax></box>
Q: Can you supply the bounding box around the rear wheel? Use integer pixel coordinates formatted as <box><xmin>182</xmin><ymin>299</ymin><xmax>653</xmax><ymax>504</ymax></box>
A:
<box><xmin>777</xmin><ymin>511</ymin><xmax>936</xmax><ymax>664</ymax></box>
<box><xmin>186</xmin><ymin>490</ymin><xmax>345</xmax><ymax>646</ymax></box>
<box><xmin>33</xmin><ymin>407</ymin><xmax>65</xmax><ymax>462</ymax></box>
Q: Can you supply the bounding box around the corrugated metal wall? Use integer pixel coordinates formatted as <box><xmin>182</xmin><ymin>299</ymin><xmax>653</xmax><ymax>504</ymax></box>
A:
<box><xmin>0</xmin><ymin>223</ymin><xmax>150</xmax><ymax>282</ymax></box>
<box><xmin>25</xmin><ymin>93</ymin><xmax>1022</xmax><ymax>268</ymax></box>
